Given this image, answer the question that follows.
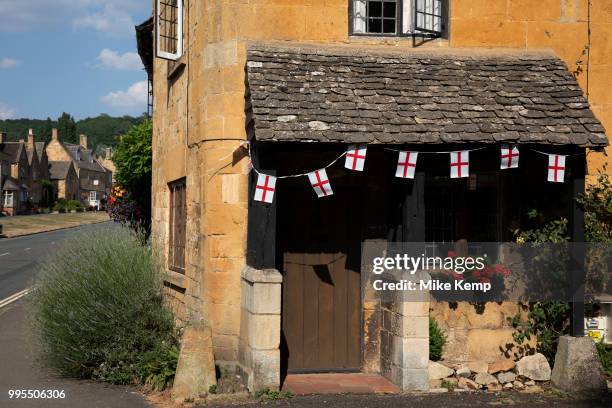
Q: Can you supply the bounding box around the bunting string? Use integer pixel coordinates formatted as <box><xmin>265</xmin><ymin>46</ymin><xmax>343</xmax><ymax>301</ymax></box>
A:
<box><xmin>244</xmin><ymin>141</ymin><xmax>598</xmax><ymax>202</ymax></box>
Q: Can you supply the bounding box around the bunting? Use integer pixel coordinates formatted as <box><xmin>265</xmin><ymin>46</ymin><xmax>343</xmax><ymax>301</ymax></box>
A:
<box><xmin>395</xmin><ymin>151</ymin><xmax>418</xmax><ymax>179</ymax></box>
<box><xmin>500</xmin><ymin>145</ymin><xmax>519</xmax><ymax>170</ymax></box>
<box><xmin>450</xmin><ymin>151</ymin><xmax>470</xmax><ymax>179</ymax></box>
<box><xmin>308</xmin><ymin>169</ymin><xmax>333</xmax><ymax>198</ymax></box>
<box><xmin>254</xmin><ymin>174</ymin><xmax>276</xmax><ymax>203</ymax></box>
<box><xmin>547</xmin><ymin>154</ymin><xmax>566</xmax><ymax>183</ymax></box>
<box><xmin>345</xmin><ymin>144</ymin><xmax>367</xmax><ymax>171</ymax></box>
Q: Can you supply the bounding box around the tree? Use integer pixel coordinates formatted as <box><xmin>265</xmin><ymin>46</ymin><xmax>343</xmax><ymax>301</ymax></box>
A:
<box><xmin>41</xmin><ymin>117</ymin><xmax>54</xmax><ymax>142</ymax></box>
<box><xmin>57</xmin><ymin>112</ymin><xmax>77</xmax><ymax>144</ymax></box>
<box><xmin>111</xmin><ymin>120</ymin><xmax>152</xmax><ymax>231</ymax></box>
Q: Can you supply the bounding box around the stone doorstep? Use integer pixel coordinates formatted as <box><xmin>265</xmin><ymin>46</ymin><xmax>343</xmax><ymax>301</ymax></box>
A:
<box><xmin>282</xmin><ymin>374</ymin><xmax>400</xmax><ymax>395</ymax></box>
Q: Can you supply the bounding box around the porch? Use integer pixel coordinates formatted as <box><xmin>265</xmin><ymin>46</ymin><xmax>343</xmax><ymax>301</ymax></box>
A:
<box><xmin>236</xmin><ymin>44</ymin><xmax>607</xmax><ymax>392</ymax></box>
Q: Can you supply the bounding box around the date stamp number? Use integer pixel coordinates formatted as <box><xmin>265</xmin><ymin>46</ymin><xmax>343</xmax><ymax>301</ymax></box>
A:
<box><xmin>8</xmin><ymin>390</ymin><xmax>66</xmax><ymax>399</ymax></box>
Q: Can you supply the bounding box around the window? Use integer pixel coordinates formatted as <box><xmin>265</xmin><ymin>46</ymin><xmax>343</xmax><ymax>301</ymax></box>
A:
<box><xmin>93</xmin><ymin>179</ymin><xmax>99</xmax><ymax>186</ymax></box>
<box><xmin>169</xmin><ymin>179</ymin><xmax>186</xmax><ymax>272</ymax></box>
<box><xmin>3</xmin><ymin>191</ymin><xmax>13</xmax><ymax>207</ymax></box>
<box><xmin>20</xmin><ymin>190</ymin><xmax>28</xmax><ymax>202</ymax></box>
<box><xmin>351</xmin><ymin>0</ymin><xmax>447</xmax><ymax>37</ymax></box>
<box><xmin>89</xmin><ymin>191</ymin><xmax>97</xmax><ymax>201</ymax></box>
<box><xmin>156</xmin><ymin>0</ymin><xmax>183</xmax><ymax>60</ymax></box>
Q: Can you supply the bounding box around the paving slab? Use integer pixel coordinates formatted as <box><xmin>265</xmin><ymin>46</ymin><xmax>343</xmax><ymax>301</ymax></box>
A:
<box><xmin>0</xmin><ymin>299</ymin><xmax>151</xmax><ymax>408</ymax></box>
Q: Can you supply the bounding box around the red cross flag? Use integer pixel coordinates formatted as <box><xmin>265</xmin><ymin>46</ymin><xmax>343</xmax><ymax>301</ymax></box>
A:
<box><xmin>308</xmin><ymin>168</ymin><xmax>333</xmax><ymax>198</ymax></box>
<box><xmin>500</xmin><ymin>145</ymin><xmax>519</xmax><ymax>169</ymax></box>
<box><xmin>547</xmin><ymin>154</ymin><xmax>566</xmax><ymax>183</ymax></box>
<box><xmin>344</xmin><ymin>144</ymin><xmax>367</xmax><ymax>171</ymax></box>
<box><xmin>450</xmin><ymin>151</ymin><xmax>470</xmax><ymax>179</ymax></box>
<box><xmin>254</xmin><ymin>173</ymin><xmax>276</xmax><ymax>203</ymax></box>
<box><xmin>395</xmin><ymin>151</ymin><xmax>418</xmax><ymax>179</ymax></box>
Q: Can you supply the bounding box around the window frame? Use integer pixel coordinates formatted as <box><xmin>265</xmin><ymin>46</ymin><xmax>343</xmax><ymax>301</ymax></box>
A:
<box><xmin>156</xmin><ymin>0</ymin><xmax>184</xmax><ymax>61</ymax></box>
<box><xmin>168</xmin><ymin>178</ymin><xmax>187</xmax><ymax>273</ymax></box>
<box><xmin>89</xmin><ymin>191</ymin><xmax>97</xmax><ymax>202</ymax></box>
<box><xmin>3</xmin><ymin>191</ymin><xmax>13</xmax><ymax>207</ymax></box>
<box><xmin>348</xmin><ymin>0</ymin><xmax>449</xmax><ymax>39</ymax></box>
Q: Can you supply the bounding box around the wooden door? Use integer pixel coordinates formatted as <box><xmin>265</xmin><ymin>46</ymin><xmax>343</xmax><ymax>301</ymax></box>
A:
<box><xmin>280</xmin><ymin>185</ymin><xmax>361</xmax><ymax>373</ymax></box>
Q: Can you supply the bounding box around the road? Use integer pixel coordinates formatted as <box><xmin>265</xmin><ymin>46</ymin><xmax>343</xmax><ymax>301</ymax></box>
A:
<box><xmin>0</xmin><ymin>225</ymin><xmax>100</xmax><ymax>301</ymax></box>
<box><xmin>0</xmin><ymin>223</ymin><xmax>151</xmax><ymax>408</ymax></box>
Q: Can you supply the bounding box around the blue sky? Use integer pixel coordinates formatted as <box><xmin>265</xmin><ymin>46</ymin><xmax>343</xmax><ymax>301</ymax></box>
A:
<box><xmin>0</xmin><ymin>0</ymin><xmax>151</xmax><ymax>120</ymax></box>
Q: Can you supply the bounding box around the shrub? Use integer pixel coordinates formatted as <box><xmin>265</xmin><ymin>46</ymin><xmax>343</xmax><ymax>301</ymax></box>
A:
<box><xmin>52</xmin><ymin>198</ymin><xmax>67</xmax><ymax>212</ymax></box>
<box><xmin>66</xmin><ymin>200</ymin><xmax>81</xmax><ymax>211</ymax></box>
<box><xmin>596</xmin><ymin>342</ymin><xmax>612</xmax><ymax>377</ymax></box>
<box><xmin>429</xmin><ymin>317</ymin><xmax>446</xmax><ymax>361</ymax></box>
<box><xmin>29</xmin><ymin>226</ymin><xmax>179</xmax><ymax>390</ymax></box>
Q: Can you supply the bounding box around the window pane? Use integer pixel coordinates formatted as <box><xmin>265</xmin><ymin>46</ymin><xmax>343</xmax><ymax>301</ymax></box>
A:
<box><xmin>383</xmin><ymin>2</ymin><xmax>396</xmax><ymax>18</ymax></box>
<box><xmin>383</xmin><ymin>18</ymin><xmax>396</xmax><ymax>33</ymax></box>
<box><xmin>368</xmin><ymin>2</ymin><xmax>382</xmax><ymax>18</ymax></box>
<box><xmin>368</xmin><ymin>18</ymin><xmax>382</xmax><ymax>32</ymax></box>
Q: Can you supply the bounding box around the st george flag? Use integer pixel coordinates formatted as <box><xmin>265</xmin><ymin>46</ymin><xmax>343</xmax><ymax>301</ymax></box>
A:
<box><xmin>395</xmin><ymin>151</ymin><xmax>418</xmax><ymax>179</ymax></box>
<box><xmin>547</xmin><ymin>154</ymin><xmax>566</xmax><ymax>183</ymax></box>
<box><xmin>450</xmin><ymin>151</ymin><xmax>470</xmax><ymax>179</ymax></box>
<box><xmin>308</xmin><ymin>168</ymin><xmax>333</xmax><ymax>198</ymax></box>
<box><xmin>254</xmin><ymin>173</ymin><xmax>276</xmax><ymax>203</ymax></box>
<box><xmin>344</xmin><ymin>144</ymin><xmax>367</xmax><ymax>171</ymax></box>
<box><xmin>500</xmin><ymin>145</ymin><xmax>519</xmax><ymax>169</ymax></box>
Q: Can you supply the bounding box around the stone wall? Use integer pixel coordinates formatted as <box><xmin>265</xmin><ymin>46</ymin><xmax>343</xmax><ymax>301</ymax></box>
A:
<box><xmin>430</xmin><ymin>301</ymin><xmax>535</xmax><ymax>365</ymax></box>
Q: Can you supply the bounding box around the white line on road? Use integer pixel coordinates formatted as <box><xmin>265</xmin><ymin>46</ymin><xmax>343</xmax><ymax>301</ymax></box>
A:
<box><xmin>0</xmin><ymin>253</ymin><xmax>9</xmax><ymax>257</ymax></box>
<box><xmin>24</xmin><ymin>248</ymin><xmax>31</xmax><ymax>251</ymax></box>
<box><xmin>0</xmin><ymin>288</ymin><xmax>32</xmax><ymax>309</ymax></box>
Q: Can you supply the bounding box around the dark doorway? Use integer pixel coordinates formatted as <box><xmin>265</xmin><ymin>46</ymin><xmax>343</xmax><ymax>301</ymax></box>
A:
<box><xmin>278</xmin><ymin>178</ymin><xmax>362</xmax><ymax>373</ymax></box>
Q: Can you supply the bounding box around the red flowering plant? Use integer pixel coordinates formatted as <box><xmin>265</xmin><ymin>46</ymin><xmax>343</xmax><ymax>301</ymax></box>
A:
<box><xmin>107</xmin><ymin>184</ymin><xmax>147</xmax><ymax>239</ymax></box>
<box><xmin>429</xmin><ymin>249</ymin><xmax>512</xmax><ymax>302</ymax></box>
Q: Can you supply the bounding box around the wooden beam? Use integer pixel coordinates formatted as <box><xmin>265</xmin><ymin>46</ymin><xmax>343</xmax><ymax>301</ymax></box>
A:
<box><xmin>569</xmin><ymin>150</ymin><xmax>586</xmax><ymax>337</ymax></box>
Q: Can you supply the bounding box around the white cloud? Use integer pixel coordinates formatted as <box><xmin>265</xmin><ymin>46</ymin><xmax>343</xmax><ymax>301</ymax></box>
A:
<box><xmin>73</xmin><ymin>4</ymin><xmax>136</xmax><ymax>37</ymax></box>
<box><xmin>0</xmin><ymin>58</ymin><xmax>20</xmax><ymax>69</ymax></box>
<box><xmin>0</xmin><ymin>102</ymin><xmax>16</xmax><ymax>120</ymax></box>
<box><xmin>0</xmin><ymin>1</ymin><xmax>144</xmax><ymax>35</ymax></box>
<box><xmin>101</xmin><ymin>81</ymin><xmax>148</xmax><ymax>110</ymax></box>
<box><xmin>96</xmin><ymin>49</ymin><xmax>142</xmax><ymax>70</ymax></box>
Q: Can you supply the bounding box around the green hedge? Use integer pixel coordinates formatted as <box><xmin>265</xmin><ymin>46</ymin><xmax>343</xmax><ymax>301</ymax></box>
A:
<box><xmin>29</xmin><ymin>226</ymin><xmax>179</xmax><ymax>390</ymax></box>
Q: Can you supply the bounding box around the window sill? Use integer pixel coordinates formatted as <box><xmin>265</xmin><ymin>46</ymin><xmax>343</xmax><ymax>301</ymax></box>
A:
<box><xmin>348</xmin><ymin>35</ymin><xmax>449</xmax><ymax>47</ymax></box>
<box><xmin>167</xmin><ymin>55</ymin><xmax>186</xmax><ymax>80</ymax></box>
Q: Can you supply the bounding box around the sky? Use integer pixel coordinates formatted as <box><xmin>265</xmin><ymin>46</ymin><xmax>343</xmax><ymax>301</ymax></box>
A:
<box><xmin>0</xmin><ymin>0</ymin><xmax>151</xmax><ymax>120</ymax></box>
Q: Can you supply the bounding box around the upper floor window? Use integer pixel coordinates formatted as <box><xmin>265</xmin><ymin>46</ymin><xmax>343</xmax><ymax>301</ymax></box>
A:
<box><xmin>351</xmin><ymin>0</ymin><xmax>448</xmax><ymax>38</ymax></box>
<box><xmin>156</xmin><ymin>0</ymin><xmax>183</xmax><ymax>61</ymax></box>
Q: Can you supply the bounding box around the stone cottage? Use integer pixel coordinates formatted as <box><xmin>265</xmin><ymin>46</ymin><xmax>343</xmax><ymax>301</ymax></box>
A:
<box><xmin>46</xmin><ymin>129</ymin><xmax>111</xmax><ymax>209</ymax></box>
<box><xmin>138</xmin><ymin>0</ymin><xmax>611</xmax><ymax>396</ymax></box>
<box><xmin>0</xmin><ymin>131</ymin><xmax>40</xmax><ymax>215</ymax></box>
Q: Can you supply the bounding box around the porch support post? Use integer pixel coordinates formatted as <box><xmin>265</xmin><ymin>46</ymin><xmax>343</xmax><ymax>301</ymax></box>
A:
<box><xmin>239</xmin><ymin>266</ymin><xmax>282</xmax><ymax>392</ymax></box>
<box><xmin>569</xmin><ymin>151</ymin><xmax>585</xmax><ymax>337</ymax></box>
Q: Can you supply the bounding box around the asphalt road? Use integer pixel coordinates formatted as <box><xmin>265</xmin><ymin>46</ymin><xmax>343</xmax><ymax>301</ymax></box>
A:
<box><xmin>0</xmin><ymin>223</ymin><xmax>111</xmax><ymax>301</ymax></box>
<box><xmin>0</xmin><ymin>223</ymin><xmax>151</xmax><ymax>408</ymax></box>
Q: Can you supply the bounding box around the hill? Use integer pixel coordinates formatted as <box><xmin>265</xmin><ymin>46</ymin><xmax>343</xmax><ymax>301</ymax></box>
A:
<box><xmin>0</xmin><ymin>114</ymin><xmax>145</xmax><ymax>152</ymax></box>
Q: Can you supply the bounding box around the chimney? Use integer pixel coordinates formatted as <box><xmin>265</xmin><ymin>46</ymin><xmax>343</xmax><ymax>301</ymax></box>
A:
<box><xmin>27</xmin><ymin>128</ymin><xmax>35</xmax><ymax>149</ymax></box>
<box><xmin>52</xmin><ymin>128</ymin><xmax>58</xmax><ymax>141</ymax></box>
<box><xmin>0</xmin><ymin>132</ymin><xmax>6</xmax><ymax>144</ymax></box>
<box><xmin>105</xmin><ymin>147</ymin><xmax>112</xmax><ymax>160</ymax></box>
<box><xmin>79</xmin><ymin>134</ymin><xmax>88</xmax><ymax>149</ymax></box>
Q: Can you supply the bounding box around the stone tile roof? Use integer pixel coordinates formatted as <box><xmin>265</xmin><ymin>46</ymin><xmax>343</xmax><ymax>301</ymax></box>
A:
<box><xmin>2</xmin><ymin>178</ymin><xmax>20</xmax><ymax>191</ymax></box>
<box><xmin>35</xmin><ymin>142</ymin><xmax>46</xmax><ymax>162</ymax></box>
<box><xmin>49</xmin><ymin>161</ymin><xmax>71</xmax><ymax>180</ymax></box>
<box><xmin>246</xmin><ymin>44</ymin><xmax>607</xmax><ymax>147</ymax></box>
<box><xmin>0</xmin><ymin>142</ymin><xmax>24</xmax><ymax>164</ymax></box>
<box><xmin>63</xmin><ymin>143</ymin><xmax>107</xmax><ymax>173</ymax></box>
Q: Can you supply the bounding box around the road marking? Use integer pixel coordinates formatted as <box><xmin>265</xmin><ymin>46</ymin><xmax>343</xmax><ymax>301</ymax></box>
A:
<box><xmin>0</xmin><ymin>288</ymin><xmax>32</xmax><ymax>309</ymax></box>
<box><xmin>24</xmin><ymin>248</ymin><xmax>31</xmax><ymax>251</ymax></box>
<box><xmin>0</xmin><ymin>253</ymin><xmax>9</xmax><ymax>257</ymax></box>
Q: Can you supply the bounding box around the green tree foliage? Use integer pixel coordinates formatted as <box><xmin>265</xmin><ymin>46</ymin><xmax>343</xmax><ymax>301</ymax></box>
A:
<box><xmin>577</xmin><ymin>170</ymin><xmax>612</xmax><ymax>243</ymax></box>
<box><xmin>112</xmin><ymin>120</ymin><xmax>152</xmax><ymax>229</ymax></box>
<box><xmin>56</xmin><ymin>112</ymin><xmax>77</xmax><ymax>144</ymax></box>
<box><xmin>0</xmin><ymin>114</ymin><xmax>144</xmax><ymax>150</ymax></box>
